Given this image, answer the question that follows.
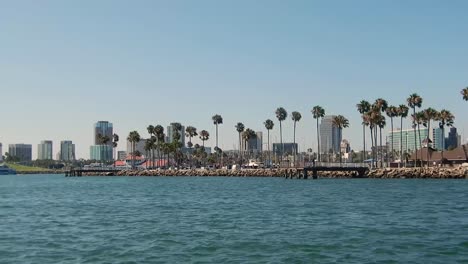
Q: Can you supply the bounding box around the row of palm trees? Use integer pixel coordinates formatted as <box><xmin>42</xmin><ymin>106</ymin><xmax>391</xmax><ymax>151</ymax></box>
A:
<box><xmin>124</xmin><ymin>88</ymin><xmax>465</xmax><ymax>169</ymax></box>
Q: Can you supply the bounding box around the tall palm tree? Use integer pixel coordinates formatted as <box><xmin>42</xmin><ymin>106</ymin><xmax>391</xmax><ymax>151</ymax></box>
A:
<box><xmin>147</xmin><ymin>125</ymin><xmax>156</xmax><ymax>167</ymax></box>
<box><xmin>461</xmin><ymin>87</ymin><xmax>468</xmax><ymax>101</ymax></box>
<box><xmin>422</xmin><ymin>107</ymin><xmax>439</xmax><ymax>167</ymax></box>
<box><xmin>376</xmin><ymin>114</ymin><xmax>386</xmax><ymax>168</ymax></box>
<box><xmin>437</xmin><ymin>109</ymin><xmax>455</xmax><ymax>161</ymax></box>
<box><xmin>407</xmin><ymin>93</ymin><xmax>423</xmax><ymax>164</ymax></box>
<box><xmin>385</xmin><ymin>105</ymin><xmax>398</xmax><ymax>164</ymax></box>
<box><xmin>112</xmin><ymin>133</ymin><xmax>119</xmax><ymax>168</ymax></box>
<box><xmin>412</xmin><ymin>111</ymin><xmax>424</xmax><ymax>167</ymax></box>
<box><xmin>185</xmin><ymin>126</ymin><xmax>198</xmax><ymax>147</ymax></box>
<box><xmin>212</xmin><ymin>114</ymin><xmax>223</xmax><ymax>148</ymax></box>
<box><xmin>242</xmin><ymin>128</ymin><xmax>257</xmax><ymax>161</ymax></box>
<box><xmin>264</xmin><ymin>119</ymin><xmax>274</xmax><ymax>167</ymax></box>
<box><xmin>275</xmin><ymin>107</ymin><xmax>287</xmax><ymax>160</ymax></box>
<box><xmin>199</xmin><ymin>130</ymin><xmax>209</xmax><ymax>148</ymax></box>
<box><xmin>332</xmin><ymin>115</ymin><xmax>349</xmax><ymax>165</ymax></box>
<box><xmin>291</xmin><ymin>111</ymin><xmax>302</xmax><ymax>167</ymax></box>
<box><xmin>127</xmin><ymin>131</ymin><xmax>141</xmax><ymax>169</ymax></box>
<box><xmin>144</xmin><ymin>139</ymin><xmax>153</xmax><ymax>169</ymax></box>
<box><xmin>356</xmin><ymin>101</ymin><xmax>370</xmax><ymax>162</ymax></box>
<box><xmin>373</xmin><ymin>99</ymin><xmax>388</xmax><ymax>167</ymax></box>
<box><xmin>397</xmin><ymin>105</ymin><xmax>409</xmax><ymax>167</ymax></box>
<box><xmin>235</xmin><ymin>122</ymin><xmax>245</xmax><ymax>166</ymax></box>
<box><xmin>311</xmin><ymin>105</ymin><xmax>325</xmax><ymax>162</ymax></box>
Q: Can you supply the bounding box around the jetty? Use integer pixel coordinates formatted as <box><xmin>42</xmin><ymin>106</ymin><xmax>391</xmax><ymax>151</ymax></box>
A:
<box><xmin>285</xmin><ymin>162</ymin><xmax>369</xmax><ymax>179</ymax></box>
<box><xmin>65</xmin><ymin>168</ymin><xmax>122</xmax><ymax>177</ymax></box>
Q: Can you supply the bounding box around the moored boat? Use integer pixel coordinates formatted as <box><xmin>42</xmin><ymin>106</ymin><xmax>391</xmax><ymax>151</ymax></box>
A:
<box><xmin>0</xmin><ymin>164</ymin><xmax>17</xmax><ymax>175</ymax></box>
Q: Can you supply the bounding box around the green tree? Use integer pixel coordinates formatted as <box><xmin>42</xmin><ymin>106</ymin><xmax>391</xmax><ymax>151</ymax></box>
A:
<box><xmin>356</xmin><ymin>101</ymin><xmax>370</xmax><ymax>162</ymax></box>
<box><xmin>332</xmin><ymin>115</ymin><xmax>349</xmax><ymax>165</ymax></box>
<box><xmin>127</xmin><ymin>131</ymin><xmax>141</xmax><ymax>169</ymax></box>
<box><xmin>312</xmin><ymin>105</ymin><xmax>325</xmax><ymax>162</ymax></box>
<box><xmin>235</xmin><ymin>122</ymin><xmax>245</xmax><ymax>166</ymax></box>
<box><xmin>385</xmin><ymin>105</ymin><xmax>398</xmax><ymax>164</ymax></box>
<box><xmin>407</xmin><ymin>93</ymin><xmax>423</xmax><ymax>166</ymax></box>
<box><xmin>397</xmin><ymin>105</ymin><xmax>409</xmax><ymax>167</ymax></box>
<box><xmin>291</xmin><ymin>111</ymin><xmax>302</xmax><ymax>167</ymax></box>
<box><xmin>461</xmin><ymin>87</ymin><xmax>468</xmax><ymax>101</ymax></box>
<box><xmin>263</xmin><ymin>119</ymin><xmax>274</xmax><ymax>167</ymax></box>
<box><xmin>275</xmin><ymin>107</ymin><xmax>287</xmax><ymax>160</ymax></box>
<box><xmin>437</xmin><ymin>109</ymin><xmax>455</xmax><ymax>161</ymax></box>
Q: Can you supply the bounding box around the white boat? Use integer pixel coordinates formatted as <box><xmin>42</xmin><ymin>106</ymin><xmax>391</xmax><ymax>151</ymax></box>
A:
<box><xmin>0</xmin><ymin>164</ymin><xmax>16</xmax><ymax>175</ymax></box>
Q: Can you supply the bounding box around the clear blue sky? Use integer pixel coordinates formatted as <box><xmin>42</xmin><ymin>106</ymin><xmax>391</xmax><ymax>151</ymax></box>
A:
<box><xmin>1</xmin><ymin>0</ymin><xmax>467</xmax><ymax>159</ymax></box>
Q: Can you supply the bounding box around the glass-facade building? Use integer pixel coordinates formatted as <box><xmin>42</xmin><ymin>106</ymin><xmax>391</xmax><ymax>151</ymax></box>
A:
<box><xmin>90</xmin><ymin>145</ymin><xmax>113</xmax><ymax>161</ymax></box>
<box><xmin>60</xmin><ymin>141</ymin><xmax>75</xmax><ymax>161</ymax></box>
<box><xmin>38</xmin><ymin>140</ymin><xmax>53</xmax><ymax>160</ymax></box>
<box><xmin>8</xmin><ymin>144</ymin><xmax>32</xmax><ymax>162</ymax></box>
<box><xmin>387</xmin><ymin>127</ymin><xmax>444</xmax><ymax>152</ymax></box>
<box><xmin>94</xmin><ymin>121</ymin><xmax>113</xmax><ymax>146</ymax></box>
<box><xmin>319</xmin><ymin>115</ymin><xmax>341</xmax><ymax>154</ymax></box>
<box><xmin>166</xmin><ymin>124</ymin><xmax>185</xmax><ymax>147</ymax></box>
<box><xmin>273</xmin><ymin>143</ymin><xmax>298</xmax><ymax>155</ymax></box>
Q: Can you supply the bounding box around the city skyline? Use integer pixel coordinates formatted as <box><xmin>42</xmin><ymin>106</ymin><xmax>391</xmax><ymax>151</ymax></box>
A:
<box><xmin>1</xmin><ymin>1</ymin><xmax>467</xmax><ymax>159</ymax></box>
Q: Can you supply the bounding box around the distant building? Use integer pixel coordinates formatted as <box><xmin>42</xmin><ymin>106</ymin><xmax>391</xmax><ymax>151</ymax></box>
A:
<box><xmin>117</xmin><ymin>151</ymin><xmax>127</xmax><ymax>161</ymax></box>
<box><xmin>340</xmin><ymin>139</ymin><xmax>351</xmax><ymax>154</ymax></box>
<box><xmin>94</xmin><ymin>121</ymin><xmax>113</xmax><ymax>146</ymax></box>
<box><xmin>38</xmin><ymin>140</ymin><xmax>53</xmax><ymax>160</ymax></box>
<box><xmin>240</xmin><ymin>131</ymin><xmax>263</xmax><ymax>153</ymax></box>
<box><xmin>60</xmin><ymin>141</ymin><xmax>75</xmax><ymax>161</ymax></box>
<box><xmin>445</xmin><ymin>127</ymin><xmax>460</xmax><ymax>150</ymax></box>
<box><xmin>320</xmin><ymin>115</ymin><xmax>341</xmax><ymax>154</ymax></box>
<box><xmin>166</xmin><ymin>123</ymin><xmax>185</xmax><ymax>147</ymax></box>
<box><xmin>8</xmin><ymin>144</ymin><xmax>32</xmax><ymax>162</ymax></box>
<box><xmin>273</xmin><ymin>143</ymin><xmax>298</xmax><ymax>156</ymax></box>
<box><xmin>0</xmin><ymin>143</ymin><xmax>3</xmax><ymax>161</ymax></box>
<box><xmin>90</xmin><ymin>145</ymin><xmax>113</xmax><ymax>161</ymax></box>
<box><xmin>387</xmin><ymin>127</ymin><xmax>444</xmax><ymax>152</ymax></box>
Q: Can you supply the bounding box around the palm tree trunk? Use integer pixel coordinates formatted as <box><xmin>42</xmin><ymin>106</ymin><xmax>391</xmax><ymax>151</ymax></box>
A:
<box><xmin>280</xmin><ymin>121</ymin><xmax>283</xmax><ymax>163</ymax></box>
<box><xmin>267</xmin><ymin>129</ymin><xmax>270</xmax><ymax>168</ymax></box>
<box><xmin>418</xmin><ymin>123</ymin><xmax>422</xmax><ymax>167</ymax></box>
<box><xmin>374</xmin><ymin>126</ymin><xmax>378</xmax><ymax>168</ymax></box>
<box><xmin>362</xmin><ymin>124</ymin><xmax>366</xmax><ymax>163</ymax></box>
<box><xmin>390</xmin><ymin>117</ymin><xmax>393</xmax><ymax>166</ymax></box>
<box><xmin>380</xmin><ymin>126</ymin><xmax>383</xmax><ymax>168</ymax></box>
<box><xmin>370</xmin><ymin>127</ymin><xmax>374</xmax><ymax>168</ymax></box>
<box><xmin>413</xmin><ymin>107</ymin><xmax>417</xmax><ymax>167</ymax></box>
<box><xmin>216</xmin><ymin>124</ymin><xmax>218</xmax><ymax>148</ymax></box>
<box><xmin>441</xmin><ymin>126</ymin><xmax>444</xmax><ymax>162</ymax></box>
<box><xmin>427</xmin><ymin>120</ymin><xmax>431</xmax><ymax>167</ymax></box>
<box><xmin>238</xmin><ymin>132</ymin><xmax>242</xmax><ymax>166</ymax></box>
<box><xmin>339</xmin><ymin>129</ymin><xmax>343</xmax><ymax>165</ymax></box>
<box><xmin>293</xmin><ymin>121</ymin><xmax>296</xmax><ymax>167</ymax></box>
<box><xmin>317</xmin><ymin>119</ymin><xmax>320</xmax><ymax>163</ymax></box>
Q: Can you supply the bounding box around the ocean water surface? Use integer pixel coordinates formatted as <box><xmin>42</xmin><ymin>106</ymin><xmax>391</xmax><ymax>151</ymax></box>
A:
<box><xmin>1</xmin><ymin>175</ymin><xmax>467</xmax><ymax>263</ymax></box>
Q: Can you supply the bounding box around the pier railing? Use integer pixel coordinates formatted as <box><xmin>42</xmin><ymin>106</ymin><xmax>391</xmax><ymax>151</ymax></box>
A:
<box><xmin>304</xmin><ymin>162</ymin><xmax>369</xmax><ymax>168</ymax></box>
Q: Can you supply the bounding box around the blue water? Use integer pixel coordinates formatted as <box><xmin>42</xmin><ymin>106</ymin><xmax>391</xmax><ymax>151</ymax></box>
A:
<box><xmin>1</xmin><ymin>175</ymin><xmax>467</xmax><ymax>263</ymax></box>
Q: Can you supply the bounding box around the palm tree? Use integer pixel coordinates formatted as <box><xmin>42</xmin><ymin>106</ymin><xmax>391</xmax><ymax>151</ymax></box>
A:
<box><xmin>212</xmin><ymin>114</ymin><xmax>223</xmax><ymax>148</ymax></box>
<box><xmin>275</xmin><ymin>107</ymin><xmax>287</xmax><ymax>160</ymax></box>
<box><xmin>154</xmin><ymin>125</ymin><xmax>164</xmax><ymax>167</ymax></box>
<box><xmin>412</xmin><ymin>111</ymin><xmax>425</xmax><ymax>167</ymax></box>
<box><xmin>199</xmin><ymin>130</ymin><xmax>209</xmax><ymax>148</ymax></box>
<box><xmin>437</xmin><ymin>109</ymin><xmax>455</xmax><ymax>161</ymax></box>
<box><xmin>127</xmin><ymin>131</ymin><xmax>141</xmax><ymax>169</ymax></box>
<box><xmin>264</xmin><ymin>119</ymin><xmax>274</xmax><ymax>167</ymax></box>
<box><xmin>385</xmin><ymin>106</ymin><xmax>398</xmax><ymax>164</ymax></box>
<box><xmin>112</xmin><ymin>133</ymin><xmax>119</xmax><ymax>167</ymax></box>
<box><xmin>185</xmin><ymin>126</ymin><xmax>198</xmax><ymax>168</ymax></box>
<box><xmin>407</xmin><ymin>93</ymin><xmax>423</xmax><ymax>165</ymax></box>
<box><xmin>397</xmin><ymin>105</ymin><xmax>409</xmax><ymax>167</ymax></box>
<box><xmin>422</xmin><ymin>107</ymin><xmax>439</xmax><ymax>167</ymax></box>
<box><xmin>356</xmin><ymin>101</ymin><xmax>370</xmax><ymax>162</ymax></box>
<box><xmin>311</xmin><ymin>105</ymin><xmax>325</xmax><ymax>162</ymax></box>
<box><xmin>144</xmin><ymin>139</ymin><xmax>153</xmax><ymax>169</ymax></box>
<box><xmin>235</xmin><ymin>122</ymin><xmax>245</xmax><ymax>166</ymax></box>
<box><xmin>291</xmin><ymin>111</ymin><xmax>302</xmax><ymax>167</ymax></box>
<box><xmin>147</xmin><ymin>125</ymin><xmax>156</xmax><ymax>167</ymax></box>
<box><xmin>242</xmin><ymin>128</ymin><xmax>257</xmax><ymax>161</ymax></box>
<box><xmin>376</xmin><ymin>114</ymin><xmax>386</xmax><ymax>168</ymax></box>
<box><xmin>332</xmin><ymin>115</ymin><xmax>349</xmax><ymax>165</ymax></box>
<box><xmin>461</xmin><ymin>87</ymin><xmax>468</xmax><ymax>101</ymax></box>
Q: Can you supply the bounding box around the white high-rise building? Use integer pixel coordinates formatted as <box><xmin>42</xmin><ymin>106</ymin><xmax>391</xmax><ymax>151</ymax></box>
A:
<box><xmin>38</xmin><ymin>140</ymin><xmax>53</xmax><ymax>160</ymax></box>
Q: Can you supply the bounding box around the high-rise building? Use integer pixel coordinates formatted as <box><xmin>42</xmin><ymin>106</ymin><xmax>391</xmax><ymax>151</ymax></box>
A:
<box><xmin>38</xmin><ymin>140</ymin><xmax>53</xmax><ymax>160</ymax></box>
<box><xmin>166</xmin><ymin>123</ymin><xmax>185</xmax><ymax>147</ymax></box>
<box><xmin>0</xmin><ymin>143</ymin><xmax>3</xmax><ymax>161</ymax></box>
<box><xmin>8</xmin><ymin>144</ymin><xmax>32</xmax><ymax>162</ymax></box>
<box><xmin>319</xmin><ymin>115</ymin><xmax>341</xmax><ymax>154</ymax></box>
<box><xmin>387</xmin><ymin>127</ymin><xmax>444</xmax><ymax>152</ymax></box>
<box><xmin>445</xmin><ymin>127</ymin><xmax>460</xmax><ymax>150</ymax></box>
<box><xmin>60</xmin><ymin>141</ymin><xmax>75</xmax><ymax>161</ymax></box>
<box><xmin>94</xmin><ymin>121</ymin><xmax>113</xmax><ymax>146</ymax></box>
<box><xmin>340</xmin><ymin>139</ymin><xmax>351</xmax><ymax>154</ymax></box>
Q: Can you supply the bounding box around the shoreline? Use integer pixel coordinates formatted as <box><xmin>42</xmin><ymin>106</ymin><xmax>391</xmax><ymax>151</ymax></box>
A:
<box><xmin>73</xmin><ymin>167</ymin><xmax>468</xmax><ymax>179</ymax></box>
